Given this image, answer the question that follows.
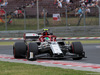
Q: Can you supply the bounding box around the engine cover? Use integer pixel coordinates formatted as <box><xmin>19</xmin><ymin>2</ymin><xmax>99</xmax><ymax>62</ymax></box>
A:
<box><xmin>50</xmin><ymin>42</ymin><xmax>63</xmax><ymax>54</ymax></box>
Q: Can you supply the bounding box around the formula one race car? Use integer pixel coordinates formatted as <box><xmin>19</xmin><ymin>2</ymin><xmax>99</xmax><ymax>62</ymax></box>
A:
<box><xmin>13</xmin><ymin>29</ymin><xmax>86</xmax><ymax>61</ymax></box>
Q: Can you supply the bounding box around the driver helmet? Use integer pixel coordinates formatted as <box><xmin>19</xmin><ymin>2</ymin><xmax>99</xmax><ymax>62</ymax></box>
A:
<box><xmin>43</xmin><ymin>29</ymin><xmax>49</xmax><ymax>35</ymax></box>
<box><xmin>43</xmin><ymin>29</ymin><xmax>48</xmax><ymax>32</ymax></box>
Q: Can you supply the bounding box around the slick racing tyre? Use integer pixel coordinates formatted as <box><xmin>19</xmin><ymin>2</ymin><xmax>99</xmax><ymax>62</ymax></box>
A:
<box><xmin>13</xmin><ymin>42</ymin><xmax>27</xmax><ymax>58</ymax></box>
<box><xmin>27</xmin><ymin>43</ymin><xmax>38</xmax><ymax>61</ymax></box>
<box><xmin>71</xmin><ymin>42</ymin><xmax>84</xmax><ymax>60</ymax></box>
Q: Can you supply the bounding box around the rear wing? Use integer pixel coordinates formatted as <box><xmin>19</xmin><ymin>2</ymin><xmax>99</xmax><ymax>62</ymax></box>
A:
<box><xmin>23</xmin><ymin>33</ymin><xmax>40</xmax><ymax>40</ymax></box>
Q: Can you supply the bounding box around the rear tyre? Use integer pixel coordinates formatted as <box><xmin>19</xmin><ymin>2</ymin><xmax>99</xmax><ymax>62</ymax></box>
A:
<box><xmin>13</xmin><ymin>42</ymin><xmax>27</xmax><ymax>58</ymax></box>
<box><xmin>71</xmin><ymin>42</ymin><xmax>84</xmax><ymax>60</ymax></box>
<box><xmin>27</xmin><ymin>43</ymin><xmax>38</xmax><ymax>61</ymax></box>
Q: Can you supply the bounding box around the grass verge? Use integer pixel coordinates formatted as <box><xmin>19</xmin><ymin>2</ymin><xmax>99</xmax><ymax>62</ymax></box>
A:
<box><xmin>0</xmin><ymin>40</ymin><xmax>100</xmax><ymax>45</ymax></box>
<box><xmin>0</xmin><ymin>42</ymin><xmax>14</xmax><ymax>45</ymax></box>
<box><xmin>0</xmin><ymin>17</ymin><xmax>99</xmax><ymax>30</ymax></box>
<box><xmin>65</xmin><ymin>40</ymin><xmax>100</xmax><ymax>44</ymax></box>
<box><xmin>0</xmin><ymin>61</ymin><xmax>98</xmax><ymax>75</ymax></box>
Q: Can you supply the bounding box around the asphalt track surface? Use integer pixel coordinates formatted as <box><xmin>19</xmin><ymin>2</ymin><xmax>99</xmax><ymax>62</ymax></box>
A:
<box><xmin>0</xmin><ymin>44</ymin><xmax>100</xmax><ymax>64</ymax></box>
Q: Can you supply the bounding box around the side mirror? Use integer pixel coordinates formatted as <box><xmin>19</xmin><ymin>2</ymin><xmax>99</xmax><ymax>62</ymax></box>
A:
<box><xmin>50</xmin><ymin>33</ymin><xmax>53</xmax><ymax>35</ymax></box>
<box><xmin>38</xmin><ymin>33</ymin><xmax>42</xmax><ymax>35</ymax></box>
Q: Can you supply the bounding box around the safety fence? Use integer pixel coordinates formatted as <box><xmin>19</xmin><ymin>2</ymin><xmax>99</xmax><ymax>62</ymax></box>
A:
<box><xmin>0</xmin><ymin>0</ymin><xmax>100</xmax><ymax>31</ymax></box>
<box><xmin>0</xmin><ymin>26</ymin><xmax>100</xmax><ymax>37</ymax></box>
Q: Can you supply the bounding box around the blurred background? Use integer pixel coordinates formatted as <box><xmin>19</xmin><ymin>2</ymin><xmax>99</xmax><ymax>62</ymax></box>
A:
<box><xmin>0</xmin><ymin>0</ymin><xmax>100</xmax><ymax>37</ymax></box>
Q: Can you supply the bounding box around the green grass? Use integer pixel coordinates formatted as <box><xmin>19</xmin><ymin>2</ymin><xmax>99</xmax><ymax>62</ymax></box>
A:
<box><xmin>65</xmin><ymin>40</ymin><xmax>100</xmax><ymax>44</ymax></box>
<box><xmin>0</xmin><ymin>17</ymin><xmax>99</xmax><ymax>31</ymax></box>
<box><xmin>0</xmin><ymin>42</ymin><xmax>14</xmax><ymax>45</ymax></box>
<box><xmin>0</xmin><ymin>40</ymin><xmax>100</xmax><ymax>46</ymax></box>
<box><xmin>0</xmin><ymin>61</ymin><xmax>98</xmax><ymax>75</ymax></box>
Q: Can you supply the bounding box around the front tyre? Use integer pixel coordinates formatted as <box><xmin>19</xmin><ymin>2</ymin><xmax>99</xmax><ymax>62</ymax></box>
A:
<box><xmin>71</xmin><ymin>42</ymin><xmax>84</xmax><ymax>60</ymax></box>
<box><xmin>27</xmin><ymin>43</ymin><xmax>38</xmax><ymax>61</ymax></box>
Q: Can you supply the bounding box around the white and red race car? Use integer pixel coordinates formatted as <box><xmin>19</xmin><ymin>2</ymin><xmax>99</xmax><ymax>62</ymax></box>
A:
<box><xmin>13</xmin><ymin>29</ymin><xmax>86</xmax><ymax>61</ymax></box>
